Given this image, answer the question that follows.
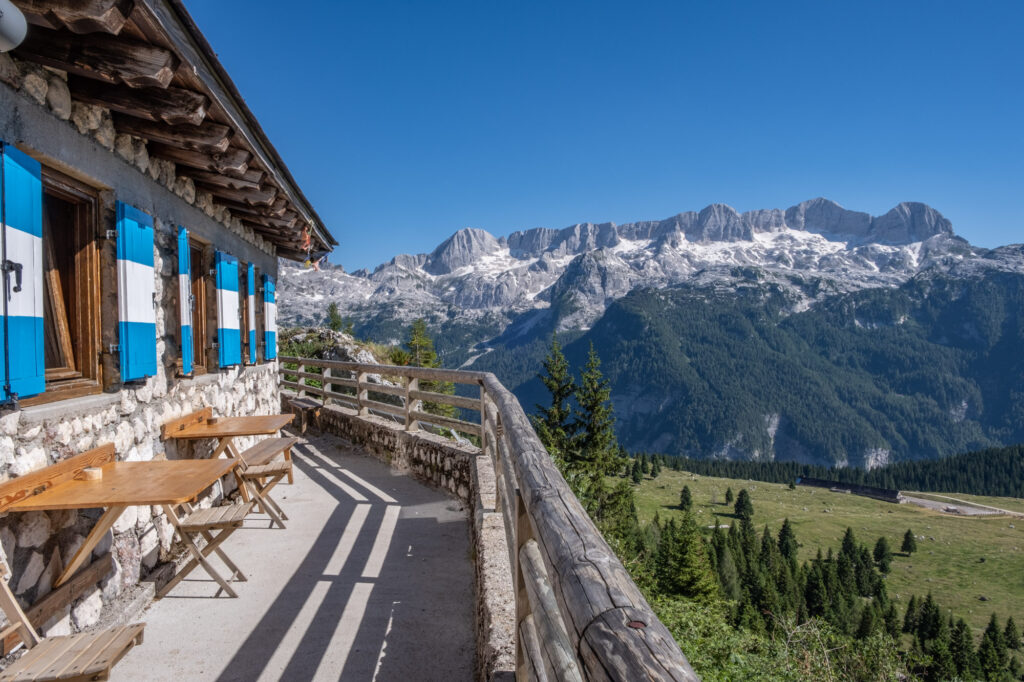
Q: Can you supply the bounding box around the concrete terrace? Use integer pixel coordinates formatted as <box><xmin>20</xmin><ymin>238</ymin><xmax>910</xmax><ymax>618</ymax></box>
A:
<box><xmin>117</xmin><ymin>432</ymin><xmax>475</xmax><ymax>681</ymax></box>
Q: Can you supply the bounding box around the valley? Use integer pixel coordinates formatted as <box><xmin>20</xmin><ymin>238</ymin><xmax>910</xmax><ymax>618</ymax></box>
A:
<box><xmin>631</xmin><ymin>467</ymin><xmax>1024</xmax><ymax>635</ymax></box>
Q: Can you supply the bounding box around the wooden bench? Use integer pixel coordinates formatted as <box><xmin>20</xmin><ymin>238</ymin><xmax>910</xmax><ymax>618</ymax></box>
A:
<box><xmin>158</xmin><ymin>500</ymin><xmax>253</xmax><ymax>599</ymax></box>
<box><xmin>287</xmin><ymin>397</ymin><xmax>321</xmax><ymax>434</ymax></box>
<box><xmin>236</xmin><ymin>437</ymin><xmax>299</xmax><ymax>529</ymax></box>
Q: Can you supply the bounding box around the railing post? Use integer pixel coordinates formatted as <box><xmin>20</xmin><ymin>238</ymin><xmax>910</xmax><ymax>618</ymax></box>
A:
<box><xmin>323</xmin><ymin>366</ymin><xmax>332</xmax><ymax>407</ymax></box>
<box><xmin>479</xmin><ymin>381</ymin><xmax>488</xmax><ymax>459</ymax></box>
<box><xmin>404</xmin><ymin>376</ymin><xmax>418</xmax><ymax>432</ymax></box>
<box><xmin>515</xmin><ymin>489</ymin><xmax>532</xmax><ymax>679</ymax></box>
<box><xmin>357</xmin><ymin>371</ymin><xmax>368</xmax><ymax>416</ymax></box>
<box><xmin>297</xmin><ymin>362</ymin><xmax>306</xmax><ymax>398</ymax></box>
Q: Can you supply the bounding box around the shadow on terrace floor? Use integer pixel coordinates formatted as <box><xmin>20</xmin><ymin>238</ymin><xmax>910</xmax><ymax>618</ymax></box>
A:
<box><xmin>117</xmin><ymin>432</ymin><xmax>475</xmax><ymax>681</ymax></box>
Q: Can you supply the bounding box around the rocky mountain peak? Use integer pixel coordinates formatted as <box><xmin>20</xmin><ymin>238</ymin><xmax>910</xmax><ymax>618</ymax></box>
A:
<box><xmin>870</xmin><ymin>202</ymin><xmax>954</xmax><ymax>244</ymax></box>
<box><xmin>424</xmin><ymin>227</ymin><xmax>502</xmax><ymax>275</ymax></box>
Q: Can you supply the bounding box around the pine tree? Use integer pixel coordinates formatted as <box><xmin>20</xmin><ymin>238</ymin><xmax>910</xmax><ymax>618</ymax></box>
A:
<box><xmin>902</xmin><ymin>528</ymin><xmax>918</xmax><ymax>555</ymax></box>
<box><xmin>326</xmin><ymin>301</ymin><xmax>343</xmax><ymax>331</ymax></box>
<box><xmin>650</xmin><ymin>459</ymin><xmax>661</xmax><ymax>478</ymax></box>
<box><xmin>725</xmin><ymin>487</ymin><xmax>734</xmax><ymax>505</ymax></box>
<box><xmin>951</xmin><ymin>618</ymin><xmax>978</xmax><ymax>678</ymax></box>
<box><xmin>716</xmin><ymin>545</ymin><xmax>741</xmax><ymax>601</ymax></box>
<box><xmin>569</xmin><ymin>344</ymin><xmax>623</xmax><ymax>514</ymax></box>
<box><xmin>734</xmin><ymin>488</ymin><xmax>754</xmax><ymax>521</ymax></box>
<box><xmin>653</xmin><ymin>515</ymin><xmax>719</xmax><ymax>602</ymax></box>
<box><xmin>841</xmin><ymin>527</ymin><xmax>858</xmax><ymax>560</ymax></box>
<box><xmin>404</xmin><ymin>319</ymin><xmax>455</xmax><ymax>417</ymax></box>
<box><xmin>873</xmin><ymin>536</ymin><xmax>893</xmax><ymax>573</ymax></box>
<box><xmin>531</xmin><ymin>334</ymin><xmax>576</xmax><ymax>463</ymax></box>
<box><xmin>679</xmin><ymin>485</ymin><xmax>693</xmax><ymax>511</ymax></box>
<box><xmin>777</xmin><ymin>518</ymin><xmax>798</xmax><ymax>563</ymax></box>
<box><xmin>1005</xmin><ymin>616</ymin><xmax>1020</xmax><ymax>650</ymax></box>
<box><xmin>884</xmin><ymin>602</ymin><xmax>901</xmax><ymax>638</ymax></box>
<box><xmin>978</xmin><ymin>612</ymin><xmax>1009</xmax><ymax>679</ymax></box>
<box><xmin>903</xmin><ymin>595</ymin><xmax>919</xmax><ymax>633</ymax></box>
<box><xmin>856</xmin><ymin>604</ymin><xmax>878</xmax><ymax>640</ymax></box>
<box><xmin>630</xmin><ymin>458</ymin><xmax>643</xmax><ymax>484</ymax></box>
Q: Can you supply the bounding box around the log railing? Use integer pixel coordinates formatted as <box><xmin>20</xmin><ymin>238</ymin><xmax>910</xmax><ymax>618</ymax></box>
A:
<box><xmin>279</xmin><ymin>357</ymin><xmax>698</xmax><ymax>681</ymax></box>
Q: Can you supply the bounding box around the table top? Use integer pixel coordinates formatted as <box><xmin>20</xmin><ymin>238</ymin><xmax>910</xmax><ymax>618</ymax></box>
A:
<box><xmin>173</xmin><ymin>414</ymin><xmax>294</xmax><ymax>440</ymax></box>
<box><xmin>8</xmin><ymin>459</ymin><xmax>237</xmax><ymax>511</ymax></box>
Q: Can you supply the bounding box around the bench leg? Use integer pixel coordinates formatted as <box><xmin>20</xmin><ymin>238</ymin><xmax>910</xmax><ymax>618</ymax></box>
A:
<box><xmin>284</xmin><ymin>447</ymin><xmax>294</xmax><ymax>485</ymax></box>
<box><xmin>243</xmin><ymin>475</ymin><xmax>287</xmax><ymax>529</ymax></box>
<box><xmin>159</xmin><ymin>505</ymin><xmax>240</xmax><ymax>599</ymax></box>
<box><xmin>200</xmin><ymin>529</ymin><xmax>247</xmax><ymax>582</ymax></box>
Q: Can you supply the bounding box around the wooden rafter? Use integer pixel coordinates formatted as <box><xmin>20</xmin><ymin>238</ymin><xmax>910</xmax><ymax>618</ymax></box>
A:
<box><xmin>183</xmin><ymin>169</ymin><xmax>260</xmax><ymax>192</ymax></box>
<box><xmin>69</xmin><ymin>75</ymin><xmax>207</xmax><ymax>126</ymax></box>
<box><xmin>15</xmin><ymin>27</ymin><xmax>176</xmax><ymax>88</ymax></box>
<box><xmin>147</xmin><ymin>143</ymin><xmax>250</xmax><ymax>176</ymax></box>
<box><xmin>18</xmin><ymin>0</ymin><xmax>134</xmax><ymax>36</ymax></box>
<box><xmin>203</xmin><ymin>183</ymin><xmax>277</xmax><ymax>208</ymax></box>
<box><xmin>112</xmin><ymin>114</ymin><xmax>230</xmax><ymax>153</ymax></box>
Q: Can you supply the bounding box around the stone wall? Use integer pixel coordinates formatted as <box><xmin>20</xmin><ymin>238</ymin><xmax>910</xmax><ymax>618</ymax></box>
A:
<box><xmin>0</xmin><ymin>364</ymin><xmax>279</xmax><ymax>636</ymax></box>
<box><xmin>309</xmin><ymin>402</ymin><xmax>516</xmax><ymax>681</ymax></box>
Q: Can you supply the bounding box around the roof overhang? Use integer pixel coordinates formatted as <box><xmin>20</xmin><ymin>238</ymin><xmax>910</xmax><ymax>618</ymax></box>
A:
<box><xmin>9</xmin><ymin>0</ymin><xmax>336</xmax><ymax>260</ymax></box>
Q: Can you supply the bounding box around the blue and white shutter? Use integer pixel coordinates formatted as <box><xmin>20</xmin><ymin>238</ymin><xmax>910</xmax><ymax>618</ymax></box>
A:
<box><xmin>178</xmin><ymin>226</ymin><xmax>193</xmax><ymax>374</ymax></box>
<box><xmin>116</xmin><ymin>202</ymin><xmax>157</xmax><ymax>382</ymax></box>
<box><xmin>215</xmin><ymin>251</ymin><xmax>241</xmax><ymax>367</ymax></box>
<box><xmin>0</xmin><ymin>142</ymin><xmax>45</xmax><ymax>402</ymax></box>
<box><xmin>246</xmin><ymin>263</ymin><xmax>257</xmax><ymax>364</ymax></box>
<box><xmin>263</xmin><ymin>274</ymin><xmax>276</xmax><ymax>360</ymax></box>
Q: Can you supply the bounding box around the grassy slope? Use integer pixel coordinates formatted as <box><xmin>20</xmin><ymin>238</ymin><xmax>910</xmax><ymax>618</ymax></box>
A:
<box><xmin>631</xmin><ymin>468</ymin><xmax>1024</xmax><ymax>636</ymax></box>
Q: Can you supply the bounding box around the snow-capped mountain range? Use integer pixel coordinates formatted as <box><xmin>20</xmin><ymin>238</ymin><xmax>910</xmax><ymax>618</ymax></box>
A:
<box><xmin>278</xmin><ymin>197</ymin><xmax>1016</xmax><ymax>334</ymax></box>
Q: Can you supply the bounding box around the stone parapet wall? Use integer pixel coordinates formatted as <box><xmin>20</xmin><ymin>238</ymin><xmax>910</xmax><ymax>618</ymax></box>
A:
<box><xmin>0</xmin><ymin>364</ymin><xmax>279</xmax><ymax>637</ymax></box>
<box><xmin>309</xmin><ymin>402</ymin><xmax>516</xmax><ymax>681</ymax></box>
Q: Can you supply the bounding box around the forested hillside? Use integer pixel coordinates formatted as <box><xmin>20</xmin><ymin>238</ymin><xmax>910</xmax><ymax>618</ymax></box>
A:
<box><xmin>667</xmin><ymin>444</ymin><xmax>1024</xmax><ymax>499</ymax></box>
<box><xmin>495</xmin><ymin>268</ymin><xmax>1024</xmax><ymax>467</ymax></box>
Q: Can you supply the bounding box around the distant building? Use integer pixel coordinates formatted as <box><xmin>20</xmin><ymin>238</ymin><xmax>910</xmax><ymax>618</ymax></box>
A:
<box><xmin>795</xmin><ymin>476</ymin><xmax>902</xmax><ymax>503</ymax></box>
<box><xmin>0</xmin><ymin>0</ymin><xmax>333</xmax><ymax>633</ymax></box>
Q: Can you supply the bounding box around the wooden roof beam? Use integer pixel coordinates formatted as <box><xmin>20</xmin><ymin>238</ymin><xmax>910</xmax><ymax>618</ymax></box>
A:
<box><xmin>147</xmin><ymin>144</ymin><xmax>250</xmax><ymax>176</ymax></box>
<box><xmin>18</xmin><ymin>0</ymin><xmax>134</xmax><ymax>35</ymax></box>
<box><xmin>203</xmin><ymin>183</ymin><xmax>277</xmax><ymax>208</ymax></box>
<box><xmin>15</xmin><ymin>27</ymin><xmax>176</xmax><ymax>88</ymax></box>
<box><xmin>113</xmin><ymin>114</ymin><xmax>230</xmax><ymax>153</ymax></box>
<box><xmin>185</xmin><ymin>170</ymin><xmax>260</xmax><ymax>192</ymax></box>
<box><xmin>68</xmin><ymin>75</ymin><xmax>207</xmax><ymax>126</ymax></box>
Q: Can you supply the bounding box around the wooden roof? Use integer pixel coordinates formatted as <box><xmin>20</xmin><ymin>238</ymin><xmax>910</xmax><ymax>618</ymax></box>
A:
<box><xmin>9</xmin><ymin>0</ymin><xmax>336</xmax><ymax>260</ymax></box>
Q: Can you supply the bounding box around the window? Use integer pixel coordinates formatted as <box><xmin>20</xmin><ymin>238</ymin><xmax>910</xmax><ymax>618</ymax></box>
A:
<box><xmin>22</xmin><ymin>169</ymin><xmax>102</xmax><ymax>405</ymax></box>
<box><xmin>189</xmin><ymin>240</ymin><xmax>211</xmax><ymax>374</ymax></box>
<box><xmin>239</xmin><ymin>261</ymin><xmax>250</xmax><ymax>364</ymax></box>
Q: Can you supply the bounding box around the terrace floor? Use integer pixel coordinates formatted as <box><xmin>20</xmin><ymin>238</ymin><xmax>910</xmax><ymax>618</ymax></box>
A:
<box><xmin>117</xmin><ymin>432</ymin><xmax>475</xmax><ymax>681</ymax></box>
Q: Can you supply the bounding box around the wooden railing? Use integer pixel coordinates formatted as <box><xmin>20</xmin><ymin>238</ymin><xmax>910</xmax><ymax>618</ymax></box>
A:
<box><xmin>279</xmin><ymin>357</ymin><xmax>698</xmax><ymax>681</ymax></box>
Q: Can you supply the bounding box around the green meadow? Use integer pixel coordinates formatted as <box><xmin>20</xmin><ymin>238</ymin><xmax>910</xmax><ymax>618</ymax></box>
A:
<box><xmin>631</xmin><ymin>468</ymin><xmax>1024</xmax><ymax>636</ymax></box>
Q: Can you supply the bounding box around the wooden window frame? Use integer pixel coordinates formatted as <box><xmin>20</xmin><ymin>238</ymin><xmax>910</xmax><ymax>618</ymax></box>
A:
<box><xmin>21</xmin><ymin>168</ymin><xmax>103</xmax><ymax>407</ymax></box>
<box><xmin>184</xmin><ymin>238</ymin><xmax>211</xmax><ymax>376</ymax></box>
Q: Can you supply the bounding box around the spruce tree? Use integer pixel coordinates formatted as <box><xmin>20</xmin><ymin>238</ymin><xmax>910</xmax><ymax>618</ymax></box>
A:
<box><xmin>326</xmin><ymin>301</ymin><xmax>343</xmax><ymax>331</ymax></box>
<box><xmin>734</xmin><ymin>488</ymin><xmax>754</xmax><ymax>521</ymax></box>
<box><xmin>1005</xmin><ymin>616</ymin><xmax>1020</xmax><ymax>650</ymax></box>
<box><xmin>653</xmin><ymin>515</ymin><xmax>719</xmax><ymax>602</ymax></box>
<box><xmin>679</xmin><ymin>485</ymin><xmax>693</xmax><ymax>512</ymax></box>
<box><xmin>951</xmin><ymin>618</ymin><xmax>977</xmax><ymax>677</ymax></box>
<box><xmin>569</xmin><ymin>344</ymin><xmax>623</xmax><ymax>513</ymax></box>
<box><xmin>903</xmin><ymin>595</ymin><xmax>919</xmax><ymax>633</ymax></box>
<box><xmin>777</xmin><ymin>518</ymin><xmax>798</xmax><ymax>563</ymax></box>
<box><xmin>725</xmin><ymin>487</ymin><xmax>734</xmax><ymax>505</ymax></box>
<box><xmin>873</xmin><ymin>536</ymin><xmax>893</xmax><ymax>573</ymax></box>
<box><xmin>531</xmin><ymin>334</ymin><xmax>576</xmax><ymax>463</ymax></box>
<box><xmin>978</xmin><ymin>612</ymin><xmax>1009</xmax><ymax>679</ymax></box>
<box><xmin>404</xmin><ymin>319</ymin><xmax>455</xmax><ymax>417</ymax></box>
<box><xmin>630</xmin><ymin>458</ymin><xmax>643</xmax><ymax>484</ymax></box>
<box><xmin>902</xmin><ymin>528</ymin><xmax>918</xmax><ymax>555</ymax></box>
<box><xmin>650</xmin><ymin>459</ymin><xmax>661</xmax><ymax>478</ymax></box>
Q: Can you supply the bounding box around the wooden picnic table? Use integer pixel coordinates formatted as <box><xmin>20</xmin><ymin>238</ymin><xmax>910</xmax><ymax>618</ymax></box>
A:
<box><xmin>10</xmin><ymin>458</ymin><xmax>237</xmax><ymax>588</ymax></box>
<box><xmin>173</xmin><ymin>414</ymin><xmax>294</xmax><ymax>459</ymax></box>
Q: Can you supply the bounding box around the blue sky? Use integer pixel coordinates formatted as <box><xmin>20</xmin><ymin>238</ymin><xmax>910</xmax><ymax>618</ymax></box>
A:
<box><xmin>189</xmin><ymin>1</ymin><xmax>1023</xmax><ymax>271</ymax></box>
